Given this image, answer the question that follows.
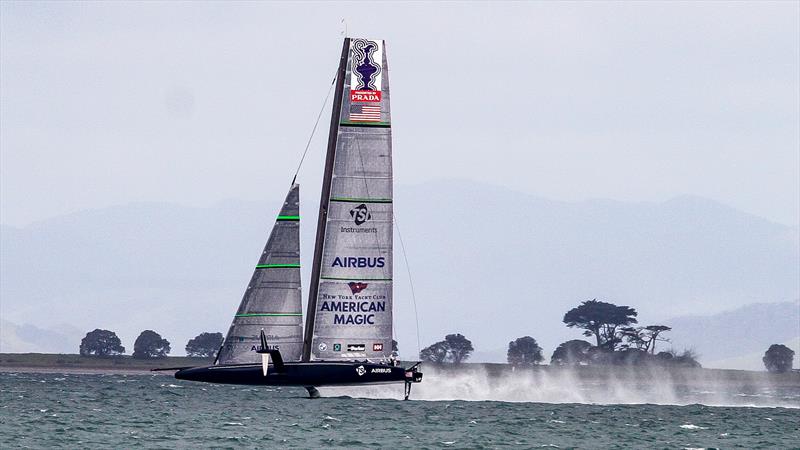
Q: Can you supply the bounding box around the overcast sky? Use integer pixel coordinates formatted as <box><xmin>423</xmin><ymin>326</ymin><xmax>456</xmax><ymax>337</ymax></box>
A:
<box><xmin>1</xmin><ymin>1</ymin><xmax>798</xmax><ymax>226</ymax></box>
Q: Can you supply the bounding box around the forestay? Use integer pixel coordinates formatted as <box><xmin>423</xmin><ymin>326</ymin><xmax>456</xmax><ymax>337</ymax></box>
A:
<box><xmin>309</xmin><ymin>38</ymin><xmax>393</xmax><ymax>361</ymax></box>
<box><xmin>217</xmin><ymin>184</ymin><xmax>303</xmax><ymax>364</ymax></box>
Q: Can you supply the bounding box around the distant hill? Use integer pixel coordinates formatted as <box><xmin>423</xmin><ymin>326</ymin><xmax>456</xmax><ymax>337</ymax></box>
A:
<box><xmin>1</xmin><ymin>180</ymin><xmax>798</xmax><ymax>366</ymax></box>
<box><xmin>665</xmin><ymin>301</ymin><xmax>800</xmax><ymax>370</ymax></box>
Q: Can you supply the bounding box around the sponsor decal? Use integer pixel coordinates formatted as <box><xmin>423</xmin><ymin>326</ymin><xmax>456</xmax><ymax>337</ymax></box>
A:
<box><xmin>331</xmin><ymin>256</ymin><xmax>385</xmax><ymax>268</ymax></box>
<box><xmin>350</xmin><ymin>204</ymin><xmax>371</xmax><ymax>225</ymax></box>
<box><xmin>348</xmin><ymin>344</ymin><xmax>366</xmax><ymax>352</ymax></box>
<box><xmin>348</xmin><ymin>282</ymin><xmax>369</xmax><ymax>295</ymax></box>
<box><xmin>356</xmin><ymin>365</ymin><xmax>366</xmax><ymax>376</ymax></box>
<box><xmin>349</xmin><ymin>39</ymin><xmax>382</xmax><ymax>107</ymax></box>
<box><xmin>318</xmin><ymin>342</ymin><xmax>328</xmax><ymax>352</ymax></box>
<box><xmin>350</xmin><ymin>90</ymin><xmax>381</xmax><ymax>103</ymax></box>
<box><xmin>340</xmin><ymin>225</ymin><xmax>377</xmax><ymax>234</ymax></box>
<box><xmin>373</xmin><ymin>343</ymin><xmax>383</xmax><ymax>352</ymax></box>
<box><xmin>333</xmin><ymin>343</ymin><xmax>341</xmax><ymax>352</ymax></box>
<box><xmin>251</xmin><ymin>344</ymin><xmax>279</xmax><ymax>351</ymax></box>
<box><xmin>371</xmin><ymin>367</ymin><xmax>391</xmax><ymax>374</ymax></box>
<box><xmin>319</xmin><ymin>283</ymin><xmax>388</xmax><ymax>326</ymax></box>
<box><xmin>319</xmin><ymin>300</ymin><xmax>386</xmax><ymax>312</ymax></box>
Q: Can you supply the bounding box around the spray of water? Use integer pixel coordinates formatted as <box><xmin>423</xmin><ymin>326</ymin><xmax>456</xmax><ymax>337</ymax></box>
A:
<box><xmin>320</xmin><ymin>364</ymin><xmax>800</xmax><ymax>408</ymax></box>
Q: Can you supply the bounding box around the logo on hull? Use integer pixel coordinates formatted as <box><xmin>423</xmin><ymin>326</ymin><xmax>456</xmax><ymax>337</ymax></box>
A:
<box><xmin>356</xmin><ymin>365</ymin><xmax>366</xmax><ymax>376</ymax></box>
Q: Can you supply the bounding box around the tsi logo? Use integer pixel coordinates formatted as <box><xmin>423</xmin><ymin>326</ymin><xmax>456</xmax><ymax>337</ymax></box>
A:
<box><xmin>350</xmin><ymin>204</ymin><xmax>371</xmax><ymax>225</ymax></box>
<box><xmin>356</xmin><ymin>365</ymin><xmax>366</xmax><ymax>376</ymax></box>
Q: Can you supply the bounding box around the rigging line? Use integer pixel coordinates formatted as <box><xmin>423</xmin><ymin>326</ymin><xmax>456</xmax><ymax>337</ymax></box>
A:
<box><xmin>393</xmin><ymin>213</ymin><xmax>422</xmax><ymax>357</ymax></box>
<box><xmin>292</xmin><ymin>68</ymin><xmax>338</xmax><ymax>184</ymax></box>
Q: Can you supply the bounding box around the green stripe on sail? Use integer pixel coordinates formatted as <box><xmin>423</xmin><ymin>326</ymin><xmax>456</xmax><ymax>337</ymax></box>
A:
<box><xmin>276</xmin><ymin>215</ymin><xmax>300</xmax><ymax>221</ymax></box>
<box><xmin>330</xmin><ymin>197</ymin><xmax>392</xmax><ymax>204</ymax></box>
<box><xmin>235</xmin><ymin>313</ymin><xmax>302</xmax><ymax>317</ymax></box>
<box><xmin>340</xmin><ymin>121</ymin><xmax>391</xmax><ymax>128</ymax></box>
<box><xmin>320</xmin><ymin>277</ymin><xmax>393</xmax><ymax>281</ymax></box>
<box><xmin>255</xmin><ymin>264</ymin><xmax>300</xmax><ymax>269</ymax></box>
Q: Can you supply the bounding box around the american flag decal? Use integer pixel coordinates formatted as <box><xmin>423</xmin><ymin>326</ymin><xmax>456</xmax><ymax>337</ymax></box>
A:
<box><xmin>349</xmin><ymin>104</ymin><xmax>382</xmax><ymax>122</ymax></box>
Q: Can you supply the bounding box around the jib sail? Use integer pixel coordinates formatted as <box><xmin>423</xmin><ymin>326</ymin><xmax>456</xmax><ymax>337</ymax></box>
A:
<box><xmin>303</xmin><ymin>38</ymin><xmax>393</xmax><ymax>361</ymax></box>
<box><xmin>217</xmin><ymin>184</ymin><xmax>303</xmax><ymax>364</ymax></box>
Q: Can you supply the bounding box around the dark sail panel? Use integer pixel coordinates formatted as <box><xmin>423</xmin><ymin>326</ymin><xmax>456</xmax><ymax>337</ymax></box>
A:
<box><xmin>217</xmin><ymin>184</ymin><xmax>303</xmax><ymax>364</ymax></box>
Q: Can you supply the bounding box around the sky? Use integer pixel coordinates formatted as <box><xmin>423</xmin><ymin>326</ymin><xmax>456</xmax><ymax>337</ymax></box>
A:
<box><xmin>1</xmin><ymin>1</ymin><xmax>799</xmax><ymax>227</ymax></box>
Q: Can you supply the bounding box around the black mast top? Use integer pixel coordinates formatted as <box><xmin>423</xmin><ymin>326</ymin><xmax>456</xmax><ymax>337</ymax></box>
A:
<box><xmin>302</xmin><ymin>38</ymin><xmax>350</xmax><ymax>361</ymax></box>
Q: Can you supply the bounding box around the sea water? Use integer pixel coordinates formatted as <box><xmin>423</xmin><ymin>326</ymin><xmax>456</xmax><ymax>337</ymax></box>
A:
<box><xmin>1</xmin><ymin>370</ymin><xmax>798</xmax><ymax>448</ymax></box>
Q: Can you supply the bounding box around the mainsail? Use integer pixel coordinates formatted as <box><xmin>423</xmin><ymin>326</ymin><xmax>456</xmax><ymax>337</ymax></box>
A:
<box><xmin>304</xmin><ymin>38</ymin><xmax>393</xmax><ymax>361</ymax></box>
<box><xmin>217</xmin><ymin>184</ymin><xmax>303</xmax><ymax>364</ymax></box>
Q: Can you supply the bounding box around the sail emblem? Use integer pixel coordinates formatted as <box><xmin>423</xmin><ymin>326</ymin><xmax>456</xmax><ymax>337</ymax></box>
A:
<box><xmin>348</xmin><ymin>282</ymin><xmax>369</xmax><ymax>294</ymax></box>
<box><xmin>351</xmin><ymin>39</ymin><xmax>381</xmax><ymax>91</ymax></box>
<box><xmin>350</xmin><ymin>204</ymin><xmax>371</xmax><ymax>225</ymax></box>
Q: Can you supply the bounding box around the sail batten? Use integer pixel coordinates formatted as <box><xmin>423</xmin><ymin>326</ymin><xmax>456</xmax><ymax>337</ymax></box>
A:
<box><xmin>305</xmin><ymin>38</ymin><xmax>394</xmax><ymax>362</ymax></box>
<box><xmin>217</xmin><ymin>184</ymin><xmax>303</xmax><ymax>365</ymax></box>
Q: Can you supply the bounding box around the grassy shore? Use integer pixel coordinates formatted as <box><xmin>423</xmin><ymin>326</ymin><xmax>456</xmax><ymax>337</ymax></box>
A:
<box><xmin>2</xmin><ymin>353</ymin><xmax>798</xmax><ymax>387</ymax></box>
<box><xmin>0</xmin><ymin>353</ymin><xmax>212</xmax><ymax>373</ymax></box>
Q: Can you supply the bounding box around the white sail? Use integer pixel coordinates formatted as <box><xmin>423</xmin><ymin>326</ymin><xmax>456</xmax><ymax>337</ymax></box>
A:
<box><xmin>308</xmin><ymin>38</ymin><xmax>393</xmax><ymax>361</ymax></box>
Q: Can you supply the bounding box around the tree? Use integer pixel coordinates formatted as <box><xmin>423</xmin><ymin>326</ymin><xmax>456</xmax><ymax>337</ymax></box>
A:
<box><xmin>619</xmin><ymin>325</ymin><xmax>671</xmax><ymax>354</ymax></box>
<box><xmin>79</xmin><ymin>329</ymin><xmax>125</xmax><ymax>356</ymax></box>
<box><xmin>763</xmin><ymin>344</ymin><xmax>795</xmax><ymax>373</ymax></box>
<box><xmin>507</xmin><ymin>336</ymin><xmax>543</xmax><ymax>366</ymax></box>
<box><xmin>419</xmin><ymin>341</ymin><xmax>448</xmax><ymax>363</ymax></box>
<box><xmin>563</xmin><ymin>299</ymin><xmax>638</xmax><ymax>350</ymax></box>
<box><xmin>132</xmin><ymin>330</ymin><xmax>171</xmax><ymax>359</ymax></box>
<box><xmin>444</xmin><ymin>333</ymin><xmax>474</xmax><ymax>363</ymax></box>
<box><xmin>550</xmin><ymin>340</ymin><xmax>592</xmax><ymax>365</ymax></box>
<box><xmin>419</xmin><ymin>334</ymin><xmax>474</xmax><ymax>363</ymax></box>
<box><xmin>185</xmin><ymin>332</ymin><xmax>223</xmax><ymax>358</ymax></box>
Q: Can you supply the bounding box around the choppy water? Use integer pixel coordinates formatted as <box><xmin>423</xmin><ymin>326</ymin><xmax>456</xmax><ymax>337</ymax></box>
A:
<box><xmin>1</xmin><ymin>370</ymin><xmax>798</xmax><ymax>448</ymax></box>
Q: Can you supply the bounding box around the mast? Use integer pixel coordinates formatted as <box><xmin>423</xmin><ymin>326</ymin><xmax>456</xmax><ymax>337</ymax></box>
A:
<box><xmin>303</xmin><ymin>38</ymin><xmax>350</xmax><ymax>361</ymax></box>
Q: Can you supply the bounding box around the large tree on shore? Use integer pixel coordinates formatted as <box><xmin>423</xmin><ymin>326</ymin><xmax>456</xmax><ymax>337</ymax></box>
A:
<box><xmin>132</xmin><ymin>330</ymin><xmax>171</xmax><ymax>359</ymax></box>
<box><xmin>79</xmin><ymin>329</ymin><xmax>125</xmax><ymax>356</ymax></box>
<box><xmin>507</xmin><ymin>336</ymin><xmax>543</xmax><ymax>366</ymax></box>
<box><xmin>419</xmin><ymin>341</ymin><xmax>448</xmax><ymax>363</ymax></box>
<box><xmin>419</xmin><ymin>334</ymin><xmax>474</xmax><ymax>364</ymax></box>
<box><xmin>762</xmin><ymin>344</ymin><xmax>794</xmax><ymax>373</ymax></box>
<box><xmin>563</xmin><ymin>299</ymin><xmax>638</xmax><ymax>350</ymax></box>
<box><xmin>185</xmin><ymin>332</ymin><xmax>223</xmax><ymax>358</ymax></box>
<box><xmin>550</xmin><ymin>340</ymin><xmax>592</xmax><ymax>365</ymax></box>
<box><xmin>445</xmin><ymin>334</ymin><xmax>474</xmax><ymax>363</ymax></box>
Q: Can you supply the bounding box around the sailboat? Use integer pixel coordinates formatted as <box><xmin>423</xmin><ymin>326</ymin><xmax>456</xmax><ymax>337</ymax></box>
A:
<box><xmin>169</xmin><ymin>38</ymin><xmax>423</xmax><ymax>399</ymax></box>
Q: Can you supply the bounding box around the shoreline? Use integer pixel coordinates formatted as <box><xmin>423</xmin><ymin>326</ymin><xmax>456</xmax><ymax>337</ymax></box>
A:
<box><xmin>2</xmin><ymin>353</ymin><xmax>798</xmax><ymax>385</ymax></box>
<box><xmin>0</xmin><ymin>353</ymin><xmax>212</xmax><ymax>374</ymax></box>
